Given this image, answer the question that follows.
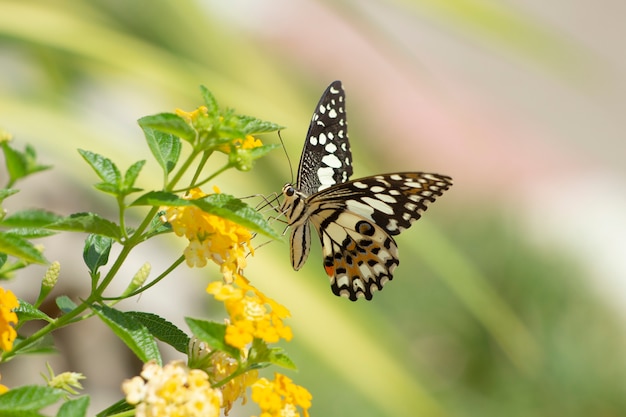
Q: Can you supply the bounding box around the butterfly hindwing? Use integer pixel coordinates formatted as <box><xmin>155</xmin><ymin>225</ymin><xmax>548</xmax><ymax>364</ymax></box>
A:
<box><xmin>305</xmin><ymin>172</ymin><xmax>452</xmax><ymax>300</ymax></box>
<box><xmin>296</xmin><ymin>80</ymin><xmax>353</xmax><ymax>195</ymax></box>
<box><xmin>312</xmin><ymin>210</ymin><xmax>399</xmax><ymax>301</ymax></box>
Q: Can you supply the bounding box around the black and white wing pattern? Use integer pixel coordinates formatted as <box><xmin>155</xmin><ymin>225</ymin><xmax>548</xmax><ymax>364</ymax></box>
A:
<box><xmin>281</xmin><ymin>81</ymin><xmax>452</xmax><ymax>301</ymax></box>
<box><xmin>295</xmin><ymin>81</ymin><xmax>353</xmax><ymax>195</ymax></box>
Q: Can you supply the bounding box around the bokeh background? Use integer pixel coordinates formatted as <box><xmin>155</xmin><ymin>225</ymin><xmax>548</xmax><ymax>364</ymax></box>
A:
<box><xmin>2</xmin><ymin>1</ymin><xmax>626</xmax><ymax>416</ymax></box>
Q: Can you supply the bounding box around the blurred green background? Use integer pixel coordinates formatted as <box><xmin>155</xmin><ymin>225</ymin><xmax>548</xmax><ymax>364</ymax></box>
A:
<box><xmin>2</xmin><ymin>1</ymin><xmax>626</xmax><ymax>416</ymax></box>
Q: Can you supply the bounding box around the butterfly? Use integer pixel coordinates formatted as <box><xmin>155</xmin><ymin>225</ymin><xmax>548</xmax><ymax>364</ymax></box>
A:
<box><xmin>280</xmin><ymin>81</ymin><xmax>452</xmax><ymax>301</ymax></box>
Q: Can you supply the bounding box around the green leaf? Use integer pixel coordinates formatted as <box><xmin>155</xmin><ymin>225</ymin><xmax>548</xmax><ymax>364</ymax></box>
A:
<box><xmin>11</xmin><ymin>334</ymin><xmax>56</xmax><ymax>356</ymax></box>
<box><xmin>16</xmin><ymin>299</ymin><xmax>53</xmax><ymax>323</ymax></box>
<box><xmin>0</xmin><ymin>209</ymin><xmax>63</xmax><ymax>228</ymax></box>
<box><xmin>78</xmin><ymin>149</ymin><xmax>121</xmax><ymax>185</ymax></box>
<box><xmin>82</xmin><ymin>234</ymin><xmax>113</xmax><ymax>275</ymax></box>
<box><xmin>138</xmin><ymin>113</ymin><xmax>196</xmax><ymax>143</ymax></box>
<box><xmin>48</xmin><ymin>213</ymin><xmax>122</xmax><ymax>240</ymax></box>
<box><xmin>93</xmin><ymin>304</ymin><xmax>162</xmax><ymax>365</ymax></box>
<box><xmin>199</xmin><ymin>85</ymin><xmax>219</xmax><ymax>115</ymax></box>
<box><xmin>192</xmin><ymin>194</ymin><xmax>281</xmax><ymax>239</ymax></box>
<box><xmin>123</xmin><ymin>160</ymin><xmax>146</xmax><ymax>190</ymax></box>
<box><xmin>56</xmin><ymin>396</ymin><xmax>90</xmax><ymax>417</ymax></box>
<box><xmin>127</xmin><ymin>312</ymin><xmax>190</xmax><ymax>354</ymax></box>
<box><xmin>3</xmin><ymin>228</ymin><xmax>56</xmax><ymax>239</ymax></box>
<box><xmin>0</xmin><ymin>232</ymin><xmax>47</xmax><ymax>264</ymax></box>
<box><xmin>93</xmin><ymin>183</ymin><xmax>120</xmax><ymax>196</ymax></box>
<box><xmin>1</xmin><ymin>142</ymin><xmax>50</xmax><ymax>183</ymax></box>
<box><xmin>131</xmin><ymin>191</ymin><xmax>190</xmax><ymax>207</ymax></box>
<box><xmin>96</xmin><ymin>399</ymin><xmax>133</xmax><ymax>417</ymax></box>
<box><xmin>267</xmin><ymin>348</ymin><xmax>297</xmax><ymax>370</ymax></box>
<box><xmin>0</xmin><ymin>385</ymin><xmax>64</xmax><ymax>412</ymax></box>
<box><xmin>246</xmin><ymin>339</ymin><xmax>295</xmax><ymax>369</ymax></box>
<box><xmin>56</xmin><ymin>295</ymin><xmax>78</xmax><ymax>314</ymax></box>
<box><xmin>143</xmin><ymin>127</ymin><xmax>182</xmax><ymax>175</ymax></box>
<box><xmin>185</xmin><ymin>317</ymin><xmax>240</xmax><ymax>360</ymax></box>
<box><xmin>0</xmin><ymin>188</ymin><xmax>19</xmax><ymax>202</ymax></box>
<box><xmin>237</xmin><ymin>115</ymin><xmax>283</xmax><ymax>135</ymax></box>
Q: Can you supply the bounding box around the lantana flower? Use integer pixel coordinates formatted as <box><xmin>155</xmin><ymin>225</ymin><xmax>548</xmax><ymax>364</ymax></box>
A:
<box><xmin>122</xmin><ymin>360</ymin><xmax>222</xmax><ymax>417</ymax></box>
<box><xmin>207</xmin><ymin>275</ymin><xmax>292</xmax><ymax>349</ymax></box>
<box><xmin>163</xmin><ymin>187</ymin><xmax>253</xmax><ymax>281</ymax></box>
<box><xmin>251</xmin><ymin>373</ymin><xmax>312</xmax><ymax>417</ymax></box>
<box><xmin>0</xmin><ymin>287</ymin><xmax>18</xmax><ymax>352</ymax></box>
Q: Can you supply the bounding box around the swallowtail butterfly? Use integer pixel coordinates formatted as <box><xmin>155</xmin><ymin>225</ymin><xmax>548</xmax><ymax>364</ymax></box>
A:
<box><xmin>281</xmin><ymin>81</ymin><xmax>452</xmax><ymax>300</ymax></box>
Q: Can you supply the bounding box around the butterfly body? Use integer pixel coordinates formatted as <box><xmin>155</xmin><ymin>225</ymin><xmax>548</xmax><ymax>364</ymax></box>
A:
<box><xmin>281</xmin><ymin>81</ymin><xmax>452</xmax><ymax>301</ymax></box>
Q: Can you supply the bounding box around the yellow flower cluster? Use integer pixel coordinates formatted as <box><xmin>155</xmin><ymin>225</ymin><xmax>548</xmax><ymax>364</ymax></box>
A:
<box><xmin>175</xmin><ymin>106</ymin><xmax>209</xmax><ymax>126</ymax></box>
<box><xmin>0</xmin><ymin>287</ymin><xmax>18</xmax><ymax>352</ymax></box>
<box><xmin>164</xmin><ymin>187</ymin><xmax>253</xmax><ymax>281</ymax></box>
<box><xmin>209</xmin><ymin>351</ymin><xmax>259</xmax><ymax>415</ymax></box>
<box><xmin>122</xmin><ymin>361</ymin><xmax>222</xmax><ymax>417</ymax></box>
<box><xmin>207</xmin><ymin>276</ymin><xmax>292</xmax><ymax>349</ymax></box>
<box><xmin>218</xmin><ymin>134</ymin><xmax>263</xmax><ymax>154</ymax></box>
<box><xmin>251</xmin><ymin>373</ymin><xmax>312</xmax><ymax>417</ymax></box>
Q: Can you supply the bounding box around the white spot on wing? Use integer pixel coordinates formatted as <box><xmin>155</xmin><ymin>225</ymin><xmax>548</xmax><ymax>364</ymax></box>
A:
<box><xmin>346</xmin><ymin>199</ymin><xmax>375</xmax><ymax>219</ymax></box>
<box><xmin>317</xmin><ymin>167</ymin><xmax>336</xmax><ymax>190</ymax></box>
<box><xmin>362</xmin><ymin>196</ymin><xmax>394</xmax><ymax>215</ymax></box>
<box><xmin>321</xmin><ymin>154</ymin><xmax>342</xmax><ymax>168</ymax></box>
<box><xmin>376</xmin><ymin>193</ymin><xmax>397</xmax><ymax>203</ymax></box>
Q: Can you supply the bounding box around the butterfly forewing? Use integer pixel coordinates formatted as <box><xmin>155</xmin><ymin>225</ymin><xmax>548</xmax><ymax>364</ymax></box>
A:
<box><xmin>296</xmin><ymin>80</ymin><xmax>353</xmax><ymax>195</ymax></box>
<box><xmin>281</xmin><ymin>81</ymin><xmax>453</xmax><ymax>301</ymax></box>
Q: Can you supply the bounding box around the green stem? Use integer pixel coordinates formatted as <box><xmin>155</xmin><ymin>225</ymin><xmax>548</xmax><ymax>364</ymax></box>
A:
<box><xmin>101</xmin><ymin>255</ymin><xmax>185</xmax><ymax>300</ymax></box>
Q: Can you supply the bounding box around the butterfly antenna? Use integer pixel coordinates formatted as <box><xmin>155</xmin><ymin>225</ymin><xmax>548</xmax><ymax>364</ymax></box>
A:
<box><xmin>278</xmin><ymin>130</ymin><xmax>294</xmax><ymax>184</ymax></box>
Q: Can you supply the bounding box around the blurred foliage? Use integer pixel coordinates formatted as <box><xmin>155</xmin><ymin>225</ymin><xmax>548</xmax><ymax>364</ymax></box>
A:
<box><xmin>1</xmin><ymin>1</ymin><xmax>624</xmax><ymax>416</ymax></box>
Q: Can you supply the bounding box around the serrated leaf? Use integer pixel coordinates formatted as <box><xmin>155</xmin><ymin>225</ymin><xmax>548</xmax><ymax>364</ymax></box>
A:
<box><xmin>93</xmin><ymin>304</ymin><xmax>162</xmax><ymax>365</ymax></box>
<box><xmin>138</xmin><ymin>113</ymin><xmax>196</xmax><ymax>143</ymax></box>
<box><xmin>185</xmin><ymin>317</ymin><xmax>240</xmax><ymax>360</ymax></box>
<box><xmin>1</xmin><ymin>143</ymin><xmax>50</xmax><ymax>183</ymax></box>
<box><xmin>0</xmin><ymin>232</ymin><xmax>47</xmax><ymax>264</ymax></box>
<box><xmin>56</xmin><ymin>295</ymin><xmax>78</xmax><ymax>314</ymax></box>
<box><xmin>237</xmin><ymin>115</ymin><xmax>283</xmax><ymax>135</ymax></box>
<box><xmin>82</xmin><ymin>234</ymin><xmax>112</xmax><ymax>275</ymax></box>
<box><xmin>47</xmin><ymin>213</ymin><xmax>122</xmax><ymax>240</ymax></box>
<box><xmin>143</xmin><ymin>128</ymin><xmax>181</xmax><ymax>175</ymax></box>
<box><xmin>123</xmin><ymin>160</ymin><xmax>146</xmax><ymax>190</ymax></box>
<box><xmin>78</xmin><ymin>149</ymin><xmax>121</xmax><ymax>185</ymax></box>
<box><xmin>127</xmin><ymin>312</ymin><xmax>190</xmax><ymax>354</ymax></box>
<box><xmin>57</xmin><ymin>396</ymin><xmax>90</xmax><ymax>417</ymax></box>
<box><xmin>131</xmin><ymin>191</ymin><xmax>190</xmax><ymax>207</ymax></box>
<box><xmin>0</xmin><ymin>385</ymin><xmax>64</xmax><ymax>412</ymax></box>
<box><xmin>0</xmin><ymin>209</ymin><xmax>63</xmax><ymax>228</ymax></box>
<box><xmin>199</xmin><ymin>85</ymin><xmax>219</xmax><ymax>115</ymax></box>
<box><xmin>16</xmin><ymin>299</ymin><xmax>53</xmax><ymax>323</ymax></box>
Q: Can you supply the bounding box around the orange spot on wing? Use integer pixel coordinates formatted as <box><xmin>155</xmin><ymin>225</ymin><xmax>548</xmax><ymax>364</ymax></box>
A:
<box><xmin>324</xmin><ymin>264</ymin><xmax>334</xmax><ymax>276</ymax></box>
